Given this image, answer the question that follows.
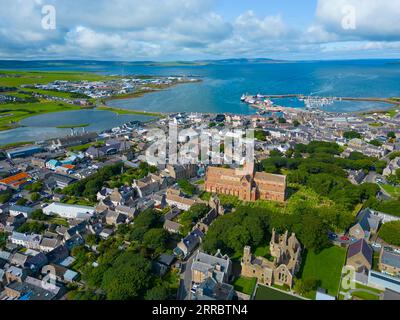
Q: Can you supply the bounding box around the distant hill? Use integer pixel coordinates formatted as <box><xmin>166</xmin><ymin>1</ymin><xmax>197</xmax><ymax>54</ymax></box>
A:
<box><xmin>0</xmin><ymin>58</ymin><xmax>289</xmax><ymax>69</ymax></box>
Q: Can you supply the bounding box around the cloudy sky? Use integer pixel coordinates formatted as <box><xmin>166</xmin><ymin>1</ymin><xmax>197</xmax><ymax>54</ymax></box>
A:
<box><xmin>0</xmin><ymin>0</ymin><xmax>399</xmax><ymax>61</ymax></box>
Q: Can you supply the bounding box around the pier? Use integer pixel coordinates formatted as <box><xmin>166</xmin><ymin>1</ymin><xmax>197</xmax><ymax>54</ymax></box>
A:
<box><xmin>241</xmin><ymin>93</ymin><xmax>400</xmax><ymax>112</ymax></box>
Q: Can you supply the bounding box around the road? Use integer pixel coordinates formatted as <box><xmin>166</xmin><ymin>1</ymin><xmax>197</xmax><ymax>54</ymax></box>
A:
<box><xmin>177</xmin><ymin>250</ymin><xmax>198</xmax><ymax>300</ymax></box>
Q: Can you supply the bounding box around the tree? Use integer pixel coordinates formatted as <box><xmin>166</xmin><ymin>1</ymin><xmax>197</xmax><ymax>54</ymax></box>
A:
<box><xmin>129</xmin><ymin>209</ymin><xmax>161</xmax><ymax>241</ymax></box>
<box><xmin>254</xmin><ymin>130</ymin><xmax>268</xmax><ymax>141</ymax></box>
<box><xmin>369</xmin><ymin>139</ymin><xmax>382</xmax><ymax>147</ymax></box>
<box><xmin>379</xmin><ymin>221</ymin><xmax>400</xmax><ymax>246</ymax></box>
<box><xmin>0</xmin><ymin>191</ymin><xmax>12</xmax><ymax>204</ymax></box>
<box><xmin>31</xmin><ymin>209</ymin><xmax>47</xmax><ymax>221</ymax></box>
<box><xmin>17</xmin><ymin>221</ymin><xmax>46</xmax><ymax>234</ymax></box>
<box><xmin>101</xmin><ymin>252</ymin><xmax>152</xmax><ymax>300</ymax></box>
<box><xmin>0</xmin><ymin>232</ymin><xmax>7</xmax><ymax>249</ymax></box>
<box><xmin>25</xmin><ymin>181</ymin><xmax>43</xmax><ymax>193</ymax></box>
<box><xmin>30</xmin><ymin>192</ymin><xmax>41</xmax><ymax>202</ymax></box>
<box><xmin>179</xmin><ymin>203</ymin><xmax>209</xmax><ymax>235</ymax></box>
<box><xmin>294</xmin><ymin>278</ymin><xmax>319</xmax><ymax>296</ymax></box>
<box><xmin>177</xmin><ymin>179</ymin><xmax>196</xmax><ymax>196</ymax></box>
<box><xmin>85</xmin><ymin>234</ymin><xmax>98</xmax><ymax>246</ymax></box>
<box><xmin>387</xmin><ymin>131</ymin><xmax>396</xmax><ymax>139</ymax></box>
<box><xmin>145</xmin><ymin>285</ymin><xmax>170</xmax><ymax>300</ymax></box>
<box><xmin>16</xmin><ymin>198</ymin><xmax>28</xmax><ymax>206</ymax></box>
<box><xmin>344</xmin><ymin>131</ymin><xmax>362</xmax><ymax>140</ymax></box>
<box><xmin>143</xmin><ymin>228</ymin><xmax>169</xmax><ymax>252</ymax></box>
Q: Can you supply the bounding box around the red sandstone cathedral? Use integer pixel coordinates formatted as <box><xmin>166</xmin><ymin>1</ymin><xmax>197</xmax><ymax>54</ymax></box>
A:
<box><xmin>204</xmin><ymin>163</ymin><xmax>287</xmax><ymax>203</ymax></box>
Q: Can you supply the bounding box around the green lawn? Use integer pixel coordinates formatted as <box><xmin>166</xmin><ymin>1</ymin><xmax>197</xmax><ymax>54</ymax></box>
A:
<box><xmin>254</xmin><ymin>285</ymin><xmax>303</xmax><ymax>300</ymax></box>
<box><xmin>97</xmin><ymin>106</ymin><xmax>162</xmax><ymax>117</ymax></box>
<box><xmin>0</xmin><ymin>101</ymin><xmax>81</xmax><ymax>131</ymax></box>
<box><xmin>339</xmin><ymin>283</ymin><xmax>383</xmax><ymax>301</ymax></box>
<box><xmin>0</xmin><ymin>70</ymin><xmax>110</xmax><ymax>87</ymax></box>
<box><xmin>380</xmin><ymin>184</ymin><xmax>400</xmax><ymax>198</ymax></box>
<box><xmin>301</xmin><ymin>246</ymin><xmax>346</xmax><ymax>297</ymax></box>
<box><xmin>233</xmin><ymin>277</ymin><xmax>257</xmax><ymax>296</ymax></box>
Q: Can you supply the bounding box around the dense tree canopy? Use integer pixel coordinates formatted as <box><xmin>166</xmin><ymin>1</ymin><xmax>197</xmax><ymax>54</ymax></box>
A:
<box><xmin>343</xmin><ymin>131</ymin><xmax>362</xmax><ymax>140</ymax></box>
<box><xmin>379</xmin><ymin>221</ymin><xmax>400</xmax><ymax>246</ymax></box>
<box><xmin>177</xmin><ymin>179</ymin><xmax>196</xmax><ymax>196</ymax></box>
<box><xmin>101</xmin><ymin>251</ymin><xmax>152</xmax><ymax>300</ymax></box>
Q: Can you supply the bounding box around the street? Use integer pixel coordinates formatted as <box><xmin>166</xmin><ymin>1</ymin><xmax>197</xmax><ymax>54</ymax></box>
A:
<box><xmin>177</xmin><ymin>249</ymin><xmax>198</xmax><ymax>300</ymax></box>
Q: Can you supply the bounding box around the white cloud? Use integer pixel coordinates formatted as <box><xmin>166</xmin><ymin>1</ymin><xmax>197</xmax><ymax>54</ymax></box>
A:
<box><xmin>316</xmin><ymin>0</ymin><xmax>400</xmax><ymax>40</ymax></box>
<box><xmin>0</xmin><ymin>0</ymin><xmax>399</xmax><ymax>60</ymax></box>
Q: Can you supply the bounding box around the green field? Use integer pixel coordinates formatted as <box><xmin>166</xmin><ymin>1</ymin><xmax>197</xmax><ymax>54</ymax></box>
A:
<box><xmin>254</xmin><ymin>285</ymin><xmax>303</xmax><ymax>300</ymax></box>
<box><xmin>0</xmin><ymin>71</ymin><xmax>113</xmax><ymax>131</ymax></box>
<box><xmin>233</xmin><ymin>277</ymin><xmax>257</xmax><ymax>296</ymax></box>
<box><xmin>380</xmin><ymin>184</ymin><xmax>400</xmax><ymax>198</ymax></box>
<box><xmin>0</xmin><ymin>101</ymin><xmax>81</xmax><ymax>131</ymax></box>
<box><xmin>0</xmin><ymin>70</ymin><xmax>110</xmax><ymax>87</ymax></box>
<box><xmin>301</xmin><ymin>246</ymin><xmax>346</xmax><ymax>297</ymax></box>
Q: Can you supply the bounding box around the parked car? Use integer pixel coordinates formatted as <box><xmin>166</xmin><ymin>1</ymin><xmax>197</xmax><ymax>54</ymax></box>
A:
<box><xmin>340</xmin><ymin>236</ymin><xmax>350</xmax><ymax>241</ymax></box>
<box><xmin>372</xmin><ymin>243</ymin><xmax>382</xmax><ymax>249</ymax></box>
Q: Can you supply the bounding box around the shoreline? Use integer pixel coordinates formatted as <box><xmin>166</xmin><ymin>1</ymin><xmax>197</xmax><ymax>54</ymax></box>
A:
<box><xmin>243</xmin><ymin>93</ymin><xmax>400</xmax><ymax>115</ymax></box>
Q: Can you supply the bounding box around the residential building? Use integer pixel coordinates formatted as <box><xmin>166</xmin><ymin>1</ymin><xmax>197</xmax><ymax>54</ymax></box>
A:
<box><xmin>9</xmin><ymin>232</ymin><xmax>42</xmax><ymax>250</ymax></box>
<box><xmin>163</xmin><ymin>220</ymin><xmax>182</xmax><ymax>234</ymax></box>
<box><xmin>4</xmin><ymin>276</ymin><xmax>62</xmax><ymax>300</ymax></box>
<box><xmin>9</xmin><ymin>205</ymin><xmax>34</xmax><ymax>218</ymax></box>
<box><xmin>174</xmin><ymin>229</ymin><xmax>204</xmax><ymax>259</ymax></box>
<box><xmin>166</xmin><ymin>188</ymin><xmax>199</xmax><ymax>211</ymax></box>
<box><xmin>349</xmin><ymin>208</ymin><xmax>381</xmax><ymax>240</ymax></box>
<box><xmin>105</xmin><ymin>210</ymin><xmax>127</xmax><ymax>226</ymax></box>
<box><xmin>346</xmin><ymin>239</ymin><xmax>373</xmax><ymax>273</ymax></box>
<box><xmin>165</xmin><ymin>164</ymin><xmax>198</xmax><ymax>180</ymax></box>
<box><xmin>191</xmin><ymin>277</ymin><xmax>234</xmax><ymax>301</ymax></box>
<box><xmin>379</xmin><ymin>248</ymin><xmax>400</xmax><ymax>276</ymax></box>
<box><xmin>191</xmin><ymin>250</ymin><xmax>232</xmax><ymax>284</ymax></box>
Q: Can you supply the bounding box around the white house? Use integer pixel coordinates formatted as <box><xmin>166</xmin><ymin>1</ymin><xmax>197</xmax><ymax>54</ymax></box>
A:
<box><xmin>9</xmin><ymin>205</ymin><xmax>35</xmax><ymax>218</ymax></box>
<box><xmin>43</xmin><ymin>203</ymin><xmax>95</xmax><ymax>220</ymax></box>
<box><xmin>9</xmin><ymin>232</ymin><xmax>42</xmax><ymax>249</ymax></box>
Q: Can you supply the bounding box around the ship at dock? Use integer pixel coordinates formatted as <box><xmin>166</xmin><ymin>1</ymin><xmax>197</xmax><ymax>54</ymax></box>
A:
<box><xmin>241</xmin><ymin>93</ymin><xmax>283</xmax><ymax>113</ymax></box>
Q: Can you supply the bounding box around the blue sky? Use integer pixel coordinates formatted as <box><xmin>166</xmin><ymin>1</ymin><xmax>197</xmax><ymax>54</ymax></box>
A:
<box><xmin>216</xmin><ymin>0</ymin><xmax>316</xmax><ymax>24</ymax></box>
<box><xmin>0</xmin><ymin>0</ymin><xmax>399</xmax><ymax>61</ymax></box>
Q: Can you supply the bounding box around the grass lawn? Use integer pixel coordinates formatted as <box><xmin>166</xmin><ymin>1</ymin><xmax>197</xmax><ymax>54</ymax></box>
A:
<box><xmin>380</xmin><ymin>184</ymin><xmax>400</xmax><ymax>198</ymax></box>
<box><xmin>387</xmin><ymin>109</ymin><xmax>398</xmax><ymax>118</ymax></box>
<box><xmin>0</xmin><ymin>101</ymin><xmax>81</xmax><ymax>131</ymax></box>
<box><xmin>339</xmin><ymin>283</ymin><xmax>383</xmax><ymax>300</ymax></box>
<box><xmin>351</xmin><ymin>291</ymin><xmax>381</xmax><ymax>300</ymax></box>
<box><xmin>301</xmin><ymin>246</ymin><xmax>346</xmax><ymax>297</ymax></box>
<box><xmin>254</xmin><ymin>285</ymin><xmax>303</xmax><ymax>300</ymax></box>
<box><xmin>0</xmin><ymin>70</ymin><xmax>110</xmax><ymax>87</ymax></box>
<box><xmin>233</xmin><ymin>277</ymin><xmax>257</xmax><ymax>296</ymax></box>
